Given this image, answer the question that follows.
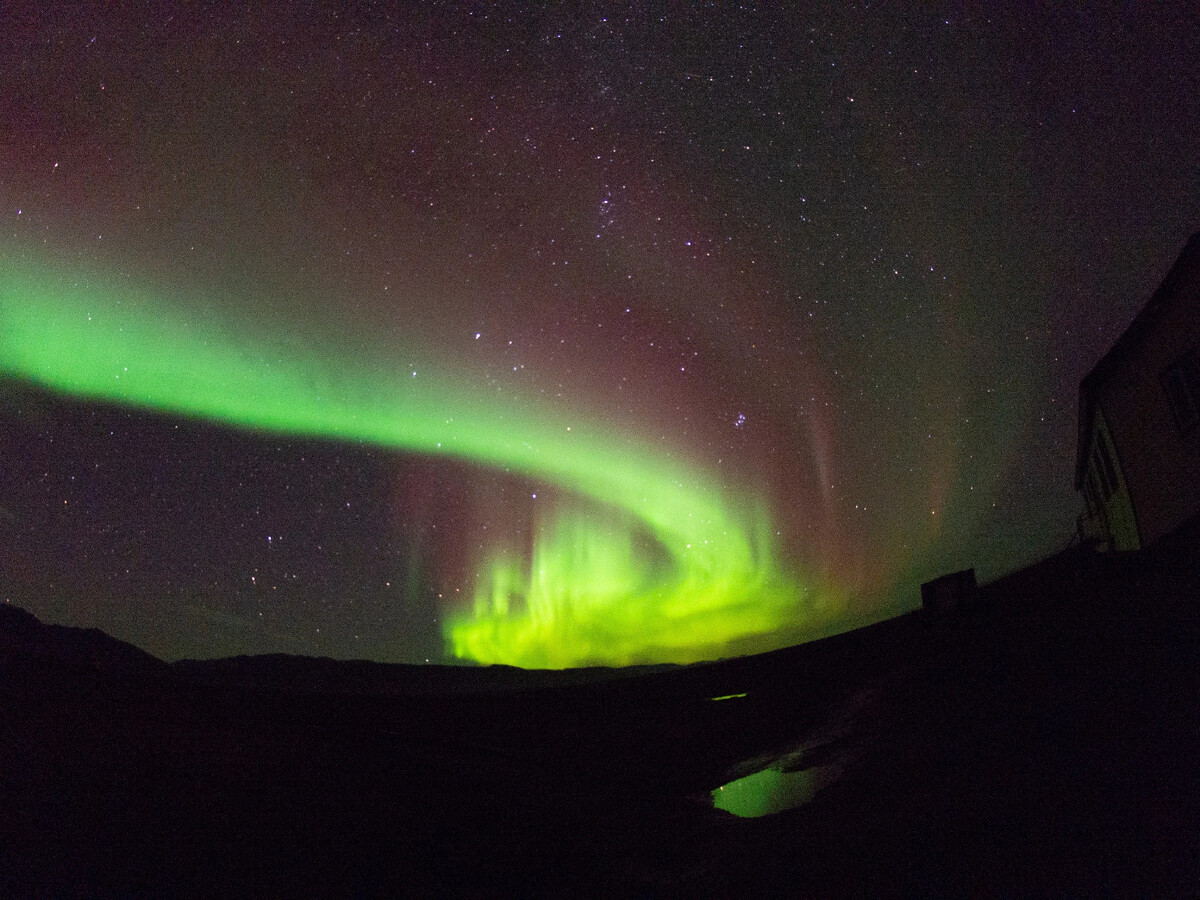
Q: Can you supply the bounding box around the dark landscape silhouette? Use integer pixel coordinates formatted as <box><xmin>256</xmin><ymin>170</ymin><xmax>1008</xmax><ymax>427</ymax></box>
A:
<box><xmin>4</xmin><ymin>516</ymin><xmax>1200</xmax><ymax>896</ymax></box>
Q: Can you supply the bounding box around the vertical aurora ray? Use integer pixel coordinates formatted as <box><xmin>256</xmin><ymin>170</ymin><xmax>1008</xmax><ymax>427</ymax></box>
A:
<box><xmin>0</xmin><ymin>249</ymin><xmax>827</xmax><ymax>666</ymax></box>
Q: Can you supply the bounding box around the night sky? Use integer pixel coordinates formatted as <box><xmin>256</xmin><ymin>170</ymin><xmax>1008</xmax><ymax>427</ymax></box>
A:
<box><xmin>2</xmin><ymin>3</ymin><xmax>1198</xmax><ymax>666</ymax></box>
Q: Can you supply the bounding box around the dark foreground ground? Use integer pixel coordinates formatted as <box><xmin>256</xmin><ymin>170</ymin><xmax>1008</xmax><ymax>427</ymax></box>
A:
<box><xmin>3</xmin><ymin>524</ymin><xmax>1200</xmax><ymax>897</ymax></box>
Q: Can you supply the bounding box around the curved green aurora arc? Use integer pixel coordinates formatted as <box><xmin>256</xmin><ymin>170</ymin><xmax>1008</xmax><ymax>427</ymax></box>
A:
<box><xmin>0</xmin><ymin>249</ymin><xmax>820</xmax><ymax>667</ymax></box>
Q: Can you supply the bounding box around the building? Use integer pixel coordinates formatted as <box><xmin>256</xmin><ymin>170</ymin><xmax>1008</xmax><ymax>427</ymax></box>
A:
<box><xmin>1076</xmin><ymin>232</ymin><xmax>1200</xmax><ymax>550</ymax></box>
<box><xmin>920</xmin><ymin>568</ymin><xmax>977</xmax><ymax>618</ymax></box>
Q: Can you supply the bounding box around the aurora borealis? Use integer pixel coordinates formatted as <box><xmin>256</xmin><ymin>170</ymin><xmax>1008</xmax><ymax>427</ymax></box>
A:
<box><xmin>1</xmin><ymin>249</ymin><xmax>819</xmax><ymax>665</ymax></box>
<box><xmin>2</xmin><ymin>3</ymin><xmax>1198</xmax><ymax>666</ymax></box>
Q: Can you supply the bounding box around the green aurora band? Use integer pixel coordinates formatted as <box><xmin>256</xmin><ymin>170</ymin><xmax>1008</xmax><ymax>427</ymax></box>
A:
<box><xmin>0</xmin><ymin>250</ymin><xmax>823</xmax><ymax>666</ymax></box>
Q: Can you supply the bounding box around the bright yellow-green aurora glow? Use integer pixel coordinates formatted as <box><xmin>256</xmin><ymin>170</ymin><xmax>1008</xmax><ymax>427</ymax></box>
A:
<box><xmin>0</xmin><ymin>249</ymin><xmax>823</xmax><ymax>666</ymax></box>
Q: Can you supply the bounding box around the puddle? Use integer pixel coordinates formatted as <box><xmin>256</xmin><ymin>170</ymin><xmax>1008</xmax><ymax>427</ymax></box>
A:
<box><xmin>711</xmin><ymin>683</ymin><xmax>879</xmax><ymax>817</ymax></box>
<box><xmin>711</xmin><ymin>749</ymin><xmax>840</xmax><ymax>818</ymax></box>
<box><xmin>712</xmin><ymin>764</ymin><xmax>837</xmax><ymax>817</ymax></box>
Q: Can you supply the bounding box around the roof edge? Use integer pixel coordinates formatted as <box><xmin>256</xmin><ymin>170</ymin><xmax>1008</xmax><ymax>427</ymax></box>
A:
<box><xmin>1075</xmin><ymin>231</ymin><xmax>1200</xmax><ymax>486</ymax></box>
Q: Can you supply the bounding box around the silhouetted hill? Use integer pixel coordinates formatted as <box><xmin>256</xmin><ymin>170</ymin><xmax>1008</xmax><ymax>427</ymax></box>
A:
<box><xmin>0</xmin><ymin>602</ymin><xmax>169</xmax><ymax>679</ymax></box>
<box><xmin>172</xmin><ymin>652</ymin><xmax>678</xmax><ymax>696</ymax></box>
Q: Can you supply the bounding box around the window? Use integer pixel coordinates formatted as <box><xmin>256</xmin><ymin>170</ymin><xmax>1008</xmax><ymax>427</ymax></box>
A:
<box><xmin>1092</xmin><ymin>449</ymin><xmax>1111</xmax><ymax>500</ymax></box>
<box><xmin>1162</xmin><ymin>349</ymin><xmax>1200</xmax><ymax>435</ymax></box>
<box><xmin>1088</xmin><ymin>466</ymin><xmax>1107</xmax><ymax>505</ymax></box>
<box><xmin>1096</xmin><ymin>430</ymin><xmax>1119</xmax><ymax>491</ymax></box>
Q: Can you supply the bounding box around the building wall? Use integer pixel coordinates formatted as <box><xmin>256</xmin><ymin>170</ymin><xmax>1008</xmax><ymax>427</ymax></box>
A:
<box><xmin>1095</xmin><ymin>259</ymin><xmax>1200</xmax><ymax>546</ymax></box>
